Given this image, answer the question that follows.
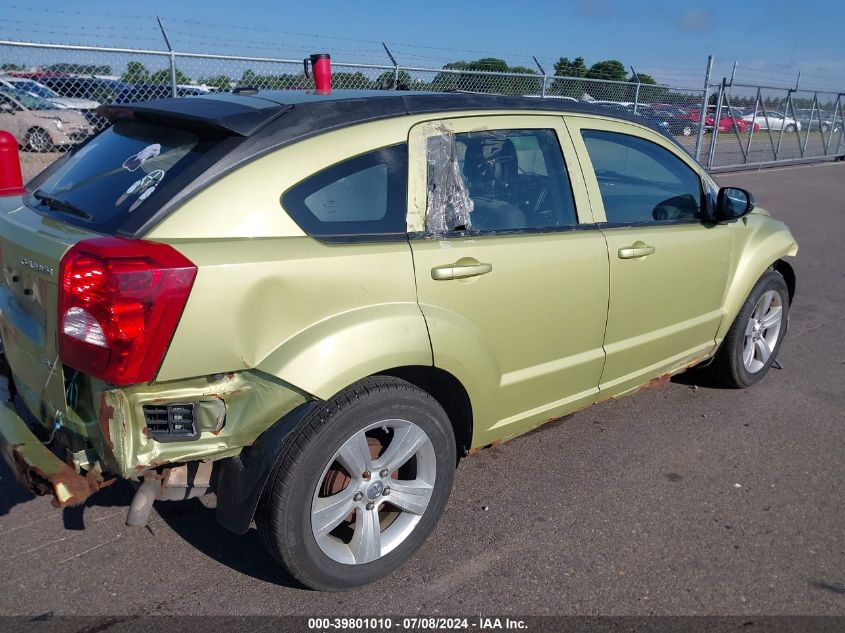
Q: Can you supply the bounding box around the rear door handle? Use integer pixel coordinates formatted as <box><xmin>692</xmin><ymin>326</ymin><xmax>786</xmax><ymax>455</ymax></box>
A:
<box><xmin>618</xmin><ymin>242</ymin><xmax>656</xmax><ymax>259</ymax></box>
<box><xmin>431</xmin><ymin>260</ymin><xmax>493</xmax><ymax>280</ymax></box>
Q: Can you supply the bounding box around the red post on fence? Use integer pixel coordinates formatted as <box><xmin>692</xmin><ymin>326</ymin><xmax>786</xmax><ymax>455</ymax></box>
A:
<box><xmin>0</xmin><ymin>131</ymin><xmax>25</xmax><ymax>196</ymax></box>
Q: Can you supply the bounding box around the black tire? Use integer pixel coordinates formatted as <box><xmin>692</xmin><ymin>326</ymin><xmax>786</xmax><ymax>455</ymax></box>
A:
<box><xmin>25</xmin><ymin>128</ymin><xmax>52</xmax><ymax>153</ymax></box>
<box><xmin>709</xmin><ymin>270</ymin><xmax>790</xmax><ymax>388</ymax></box>
<box><xmin>785</xmin><ymin>124</ymin><xmax>796</xmax><ymax>132</ymax></box>
<box><xmin>256</xmin><ymin>376</ymin><xmax>456</xmax><ymax>591</ymax></box>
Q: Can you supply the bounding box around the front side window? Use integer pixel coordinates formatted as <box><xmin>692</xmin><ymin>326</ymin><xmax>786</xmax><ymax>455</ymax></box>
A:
<box><xmin>581</xmin><ymin>130</ymin><xmax>703</xmax><ymax>224</ymax></box>
<box><xmin>425</xmin><ymin>128</ymin><xmax>578</xmax><ymax>233</ymax></box>
<box><xmin>282</xmin><ymin>144</ymin><xmax>407</xmax><ymax>241</ymax></box>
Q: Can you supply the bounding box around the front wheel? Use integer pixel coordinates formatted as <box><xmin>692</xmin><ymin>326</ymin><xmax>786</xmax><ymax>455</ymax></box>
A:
<box><xmin>785</xmin><ymin>124</ymin><xmax>796</xmax><ymax>132</ymax></box>
<box><xmin>24</xmin><ymin>128</ymin><xmax>53</xmax><ymax>153</ymax></box>
<box><xmin>709</xmin><ymin>270</ymin><xmax>790</xmax><ymax>388</ymax></box>
<box><xmin>256</xmin><ymin>377</ymin><xmax>456</xmax><ymax>591</ymax></box>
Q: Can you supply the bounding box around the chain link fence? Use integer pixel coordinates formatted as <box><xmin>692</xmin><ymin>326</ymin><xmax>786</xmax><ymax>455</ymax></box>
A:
<box><xmin>1</xmin><ymin>40</ymin><xmax>843</xmax><ymax>182</ymax></box>
<box><xmin>702</xmin><ymin>80</ymin><xmax>844</xmax><ymax>171</ymax></box>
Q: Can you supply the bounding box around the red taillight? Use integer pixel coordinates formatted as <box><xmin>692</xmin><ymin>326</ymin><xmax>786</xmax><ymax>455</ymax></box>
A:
<box><xmin>58</xmin><ymin>237</ymin><xmax>197</xmax><ymax>386</ymax></box>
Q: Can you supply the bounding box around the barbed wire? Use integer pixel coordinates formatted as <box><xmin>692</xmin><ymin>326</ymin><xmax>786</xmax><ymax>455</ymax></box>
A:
<box><xmin>0</xmin><ymin>7</ymin><xmax>841</xmax><ymax>91</ymax></box>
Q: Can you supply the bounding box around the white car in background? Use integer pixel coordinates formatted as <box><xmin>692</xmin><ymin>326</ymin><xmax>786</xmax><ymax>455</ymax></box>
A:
<box><xmin>741</xmin><ymin>111</ymin><xmax>801</xmax><ymax>132</ymax></box>
<box><xmin>0</xmin><ymin>76</ymin><xmax>101</xmax><ymax>111</ymax></box>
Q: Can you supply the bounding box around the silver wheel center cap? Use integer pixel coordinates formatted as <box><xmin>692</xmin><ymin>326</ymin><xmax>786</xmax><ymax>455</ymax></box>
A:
<box><xmin>366</xmin><ymin>480</ymin><xmax>384</xmax><ymax>500</ymax></box>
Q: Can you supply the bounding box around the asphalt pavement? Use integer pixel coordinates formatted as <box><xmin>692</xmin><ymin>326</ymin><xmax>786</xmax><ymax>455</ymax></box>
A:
<box><xmin>0</xmin><ymin>161</ymin><xmax>843</xmax><ymax>617</ymax></box>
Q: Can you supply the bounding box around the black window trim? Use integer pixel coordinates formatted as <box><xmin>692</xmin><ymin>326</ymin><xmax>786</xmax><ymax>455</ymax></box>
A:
<box><xmin>280</xmin><ymin>142</ymin><xmax>408</xmax><ymax>244</ymax></box>
<box><xmin>580</xmin><ymin>128</ymin><xmax>708</xmax><ymax>228</ymax></box>
<box><xmin>409</xmin><ymin>222</ymin><xmax>601</xmax><ymax>241</ymax></box>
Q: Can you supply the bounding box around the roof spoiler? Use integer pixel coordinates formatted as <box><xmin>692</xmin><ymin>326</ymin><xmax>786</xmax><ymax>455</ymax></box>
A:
<box><xmin>96</xmin><ymin>97</ymin><xmax>293</xmax><ymax>136</ymax></box>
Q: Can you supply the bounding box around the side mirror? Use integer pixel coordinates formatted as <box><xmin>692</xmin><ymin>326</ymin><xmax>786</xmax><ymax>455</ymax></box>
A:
<box><xmin>715</xmin><ymin>186</ymin><xmax>755</xmax><ymax>220</ymax></box>
<box><xmin>0</xmin><ymin>103</ymin><xmax>14</xmax><ymax>114</ymax></box>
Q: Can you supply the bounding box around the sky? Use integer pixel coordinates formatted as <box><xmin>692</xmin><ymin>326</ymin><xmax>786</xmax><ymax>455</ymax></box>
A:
<box><xmin>1</xmin><ymin>0</ymin><xmax>843</xmax><ymax>91</ymax></box>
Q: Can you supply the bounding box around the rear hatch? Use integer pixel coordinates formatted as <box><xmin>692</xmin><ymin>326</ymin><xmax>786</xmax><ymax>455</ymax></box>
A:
<box><xmin>2</xmin><ymin>115</ymin><xmax>241</xmax><ymax>434</ymax></box>
<box><xmin>0</xmin><ymin>197</ymin><xmax>93</xmax><ymax>427</ymax></box>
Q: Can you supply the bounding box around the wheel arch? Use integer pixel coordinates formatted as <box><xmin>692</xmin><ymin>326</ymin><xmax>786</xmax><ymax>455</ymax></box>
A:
<box><xmin>772</xmin><ymin>258</ymin><xmax>796</xmax><ymax>304</ymax></box>
<box><xmin>378</xmin><ymin>365</ymin><xmax>473</xmax><ymax>461</ymax></box>
<box><xmin>716</xmin><ymin>221</ymin><xmax>798</xmax><ymax>342</ymax></box>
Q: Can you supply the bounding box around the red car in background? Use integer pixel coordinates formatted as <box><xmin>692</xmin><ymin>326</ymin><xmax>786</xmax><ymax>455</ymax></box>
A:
<box><xmin>683</xmin><ymin>106</ymin><xmax>760</xmax><ymax>133</ymax></box>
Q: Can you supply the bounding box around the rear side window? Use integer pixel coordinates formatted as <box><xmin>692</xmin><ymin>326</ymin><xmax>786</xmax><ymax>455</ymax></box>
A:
<box><xmin>282</xmin><ymin>144</ymin><xmax>408</xmax><ymax>241</ymax></box>
<box><xmin>28</xmin><ymin>119</ymin><xmax>231</xmax><ymax>234</ymax></box>
<box><xmin>581</xmin><ymin>130</ymin><xmax>703</xmax><ymax>224</ymax></box>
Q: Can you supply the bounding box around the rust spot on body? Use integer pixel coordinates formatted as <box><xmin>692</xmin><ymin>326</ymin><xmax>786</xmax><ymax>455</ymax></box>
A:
<box><xmin>466</xmin><ymin>439</ymin><xmax>502</xmax><ymax>457</ymax></box>
<box><xmin>642</xmin><ymin>373</ymin><xmax>671</xmax><ymax>391</ymax></box>
<box><xmin>98</xmin><ymin>393</ymin><xmax>115</xmax><ymax>450</ymax></box>
<box><xmin>12</xmin><ymin>447</ymin><xmax>112</xmax><ymax>508</ymax></box>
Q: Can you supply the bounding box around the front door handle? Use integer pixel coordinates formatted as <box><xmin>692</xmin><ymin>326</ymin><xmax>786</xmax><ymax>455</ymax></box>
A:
<box><xmin>618</xmin><ymin>242</ymin><xmax>656</xmax><ymax>259</ymax></box>
<box><xmin>431</xmin><ymin>260</ymin><xmax>493</xmax><ymax>280</ymax></box>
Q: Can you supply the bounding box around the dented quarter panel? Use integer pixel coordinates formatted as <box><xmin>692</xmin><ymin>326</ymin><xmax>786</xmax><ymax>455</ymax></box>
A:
<box><xmin>91</xmin><ymin>371</ymin><xmax>307</xmax><ymax>478</ymax></box>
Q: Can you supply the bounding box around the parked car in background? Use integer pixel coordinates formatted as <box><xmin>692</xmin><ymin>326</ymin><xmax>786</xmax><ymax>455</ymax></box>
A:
<box><xmin>0</xmin><ymin>76</ymin><xmax>100</xmax><ymax>111</ymax></box>
<box><xmin>27</xmin><ymin>75</ymin><xmax>130</xmax><ymax>106</ymax></box>
<box><xmin>635</xmin><ymin>106</ymin><xmax>700</xmax><ymax>137</ymax></box>
<box><xmin>112</xmin><ymin>83</ymin><xmax>213</xmax><ymax>103</ymax></box>
<box><xmin>591</xmin><ymin>100</ymin><xmax>634</xmax><ymax>112</ymax></box>
<box><xmin>741</xmin><ymin>111</ymin><xmax>801</xmax><ymax>132</ymax></box>
<box><xmin>177</xmin><ymin>85</ymin><xmax>212</xmax><ymax>96</ymax></box>
<box><xmin>792</xmin><ymin>108</ymin><xmax>840</xmax><ymax>133</ymax></box>
<box><xmin>0</xmin><ymin>88</ymin><xmax>94</xmax><ymax>151</ymax></box>
<box><xmin>684</xmin><ymin>106</ymin><xmax>753</xmax><ymax>133</ymax></box>
<box><xmin>0</xmin><ymin>90</ymin><xmax>797</xmax><ymax>591</ymax></box>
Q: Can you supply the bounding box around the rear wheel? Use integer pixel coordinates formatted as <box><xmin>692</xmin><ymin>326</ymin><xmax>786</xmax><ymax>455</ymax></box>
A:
<box><xmin>785</xmin><ymin>124</ymin><xmax>796</xmax><ymax>132</ymax></box>
<box><xmin>709</xmin><ymin>270</ymin><xmax>789</xmax><ymax>388</ymax></box>
<box><xmin>24</xmin><ymin>128</ymin><xmax>52</xmax><ymax>153</ymax></box>
<box><xmin>256</xmin><ymin>376</ymin><xmax>456</xmax><ymax>591</ymax></box>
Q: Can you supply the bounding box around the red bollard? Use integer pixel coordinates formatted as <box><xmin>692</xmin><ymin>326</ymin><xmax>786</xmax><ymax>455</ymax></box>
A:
<box><xmin>0</xmin><ymin>130</ymin><xmax>25</xmax><ymax>196</ymax></box>
<box><xmin>303</xmin><ymin>53</ymin><xmax>332</xmax><ymax>95</ymax></box>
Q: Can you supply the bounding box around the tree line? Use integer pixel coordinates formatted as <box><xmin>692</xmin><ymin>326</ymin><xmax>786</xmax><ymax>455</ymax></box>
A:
<box><xmin>14</xmin><ymin>58</ymin><xmax>840</xmax><ymax>109</ymax></box>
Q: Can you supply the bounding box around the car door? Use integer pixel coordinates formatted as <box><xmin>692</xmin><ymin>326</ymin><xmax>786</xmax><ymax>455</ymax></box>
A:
<box><xmin>0</xmin><ymin>93</ymin><xmax>25</xmax><ymax>142</ymax></box>
<box><xmin>407</xmin><ymin>115</ymin><xmax>609</xmax><ymax>445</ymax></box>
<box><xmin>564</xmin><ymin>115</ymin><xmax>734</xmax><ymax>398</ymax></box>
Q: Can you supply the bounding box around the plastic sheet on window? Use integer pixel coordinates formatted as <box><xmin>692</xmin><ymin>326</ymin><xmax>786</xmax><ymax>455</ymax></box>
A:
<box><xmin>424</xmin><ymin>122</ymin><xmax>474</xmax><ymax>234</ymax></box>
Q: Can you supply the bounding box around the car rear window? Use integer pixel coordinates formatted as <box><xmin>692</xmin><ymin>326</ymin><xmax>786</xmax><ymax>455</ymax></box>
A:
<box><xmin>27</xmin><ymin>119</ymin><xmax>232</xmax><ymax>235</ymax></box>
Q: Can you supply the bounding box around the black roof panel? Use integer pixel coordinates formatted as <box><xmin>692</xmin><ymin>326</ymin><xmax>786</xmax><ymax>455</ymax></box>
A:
<box><xmin>100</xmin><ymin>89</ymin><xmax>657</xmax><ymax>138</ymax></box>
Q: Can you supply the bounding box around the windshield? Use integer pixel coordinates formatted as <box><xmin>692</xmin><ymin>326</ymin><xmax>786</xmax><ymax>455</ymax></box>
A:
<box><xmin>28</xmin><ymin>119</ymin><xmax>230</xmax><ymax>234</ymax></box>
<box><xmin>11</xmin><ymin>80</ymin><xmax>60</xmax><ymax>100</ymax></box>
<box><xmin>0</xmin><ymin>89</ymin><xmax>59</xmax><ymax>111</ymax></box>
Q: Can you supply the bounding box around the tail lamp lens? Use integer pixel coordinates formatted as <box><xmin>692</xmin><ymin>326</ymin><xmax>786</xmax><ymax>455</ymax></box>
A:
<box><xmin>58</xmin><ymin>237</ymin><xmax>197</xmax><ymax>386</ymax></box>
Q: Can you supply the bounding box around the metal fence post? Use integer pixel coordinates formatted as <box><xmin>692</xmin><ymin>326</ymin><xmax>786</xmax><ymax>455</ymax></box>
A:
<box><xmin>630</xmin><ymin>66</ymin><xmax>640</xmax><ymax>113</ymax></box>
<box><xmin>706</xmin><ymin>78</ymin><xmax>725</xmax><ymax>170</ymax></box>
<box><xmin>694</xmin><ymin>54</ymin><xmax>714</xmax><ymax>161</ymax></box>
<box><xmin>533</xmin><ymin>57</ymin><xmax>547</xmax><ymax>98</ymax></box>
<box><xmin>156</xmin><ymin>16</ymin><xmax>178</xmax><ymax>98</ymax></box>
<box><xmin>382</xmin><ymin>42</ymin><xmax>399</xmax><ymax>87</ymax></box>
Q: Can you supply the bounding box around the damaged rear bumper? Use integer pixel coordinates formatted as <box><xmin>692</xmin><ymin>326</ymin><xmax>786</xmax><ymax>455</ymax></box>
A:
<box><xmin>0</xmin><ymin>396</ymin><xmax>109</xmax><ymax>507</ymax></box>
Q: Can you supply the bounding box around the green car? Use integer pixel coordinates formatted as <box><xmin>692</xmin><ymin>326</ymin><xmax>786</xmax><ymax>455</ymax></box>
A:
<box><xmin>0</xmin><ymin>90</ymin><xmax>797</xmax><ymax>591</ymax></box>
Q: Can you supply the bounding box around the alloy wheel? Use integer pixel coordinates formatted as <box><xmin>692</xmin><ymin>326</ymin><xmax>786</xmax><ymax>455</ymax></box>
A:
<box><xmin>311</xmin><ymin>418</ymin><xmax>436</xmax><ymax>565</ymax></box>
<box><xmin>742</xmin><ymin>290</ymin><xmax>783</xmax><ymax>373</ymax></box>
